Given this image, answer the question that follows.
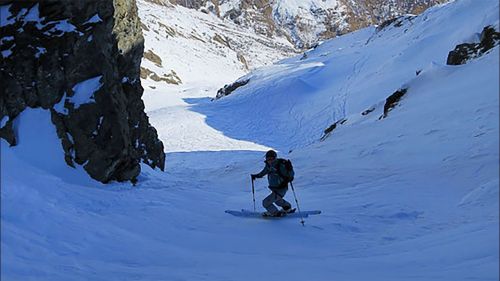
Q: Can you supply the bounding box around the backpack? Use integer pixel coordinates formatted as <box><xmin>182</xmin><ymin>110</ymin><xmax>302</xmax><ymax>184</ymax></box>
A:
<box><xmin>277</xmin><ymin>158</ymin><xmax>295</xmax><ymax>182</ymax></box>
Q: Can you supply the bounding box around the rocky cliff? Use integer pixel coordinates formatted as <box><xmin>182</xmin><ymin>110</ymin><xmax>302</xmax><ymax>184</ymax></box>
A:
<box><xmin>0</xmin><ymin>0</ymin><xmax>165</xmax><ymax>183</ymax></box>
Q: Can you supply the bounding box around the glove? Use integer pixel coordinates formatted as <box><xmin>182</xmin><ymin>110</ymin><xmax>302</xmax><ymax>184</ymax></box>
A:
<box><xmin>251</xmin><ymin>174</ymin><xmax>257</xmax><ymax>180</ymax></box>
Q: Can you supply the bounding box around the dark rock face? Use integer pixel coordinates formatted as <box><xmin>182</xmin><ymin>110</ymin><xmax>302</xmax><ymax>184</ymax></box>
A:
<box><xmin>447</xmin><ymin>26</ymin><xmax>500</xmax><ymax>66</ymax></box>
<box><xmin>380</xmin><ymin>88</ymin><xmax>408</xmax><ymax>119</ymax></box>
<box><xmin>215</xmin><ymin>79</ymin><xmax>250</xmax><ymax>99</ymax></box>
<box><xmin>321</xmin><ymin>118</ymin><xmax>347</xmax><ymax>141</ymax></box>
<box><xmin>376</xmin><ymin>15</ymin><xmax>416</xmax><ymax>32</ymax></box>
<box><xmin>0</xmin><ymin>0</ymin><xmax>165</xmax><ymax>183</ymax></box>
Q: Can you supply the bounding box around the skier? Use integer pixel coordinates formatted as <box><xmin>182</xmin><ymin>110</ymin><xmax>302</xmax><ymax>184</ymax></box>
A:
<box><xmin>251</xmin><ymin>150</ymin><xmax>295</xmax><ymax>217</ymax></box>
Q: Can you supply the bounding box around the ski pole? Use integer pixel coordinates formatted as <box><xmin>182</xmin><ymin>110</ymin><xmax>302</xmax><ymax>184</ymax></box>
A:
<box><xmin>251</xmin><ymin>178</ymin><xmax>256</xmax><ymax>212</ymax></box>
<box><xmin>290</xmin><ymin>181</ymin><xmax>305</xmax><ymax>226</ymax></box>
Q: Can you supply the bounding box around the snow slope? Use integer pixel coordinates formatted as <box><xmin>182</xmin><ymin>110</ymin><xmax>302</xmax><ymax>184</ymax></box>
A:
<box><xmin>1</xmin><ymin>0</ymin><xmax>499</xmax><ymax>280</ymax></box>
<box><xmin>205</xmin><ymin>0</ymin><xmax>499</xmax><ymax>152</ymax></box>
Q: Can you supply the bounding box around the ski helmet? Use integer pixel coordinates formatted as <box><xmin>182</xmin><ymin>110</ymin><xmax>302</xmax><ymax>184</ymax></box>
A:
<box><xmin>265</xmin><ymin>150</ymin><xmax>277</xmax><ymax>159</ymax></box>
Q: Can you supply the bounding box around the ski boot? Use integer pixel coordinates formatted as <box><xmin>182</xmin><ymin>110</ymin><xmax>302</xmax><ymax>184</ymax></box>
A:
<box><xmin>281</xmin><ymin>207</ymin><xmax>296</xmax><ymax>214</ymax></box>
<box><xmin>262</xmin><ymin>211</ymin><xmax>285</xmax><ymax>217</ymax></box>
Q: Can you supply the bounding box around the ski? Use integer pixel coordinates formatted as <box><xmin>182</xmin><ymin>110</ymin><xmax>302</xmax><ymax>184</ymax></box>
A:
<box><xmin>225</xmin><ymin>209</ymin><xmax>321</xmax><ymax>219</ymax></box>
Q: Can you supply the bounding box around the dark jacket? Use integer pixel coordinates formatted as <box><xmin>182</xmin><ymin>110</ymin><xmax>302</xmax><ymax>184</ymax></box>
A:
<box><xmin>254</xmin><ymin>159</ymin><xmax>288</xmax><ymax>189</ymax></box>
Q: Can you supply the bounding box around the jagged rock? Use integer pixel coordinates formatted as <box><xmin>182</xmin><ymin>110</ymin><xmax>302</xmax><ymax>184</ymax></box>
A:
<box><xmin>380</xmin><ymin>88</ymin><xmax>408</xmax><ymax>119</ymax></box>
<box><xmin>144</xmin><ymin>0</ymin><xmax>171</xmax><ymax>6</ymax></box>
<box><xmin>158</xmin><ymin>22</ymin><xmax>177</xmax><ymax>37</ymax></box>
<box><xmin>0</xmin><ymin>119</ymin><xmax>15</xmax><ymax>146</ymax></box>
<box><xmin>0</xmin><ymin>0</ymin><xmax>165</xmax><ymax>183</ymax></box>
<box><xmin>236</xmin><ymin>53</ymin><xmax>249</xmax><ymax>70</ymax></box>
<box><xmin>140</xmin><ymin>67</ymin><xmax>154</xmax><ymax>79</ymax></box>
<box><xmin>376</xmin><ymin>15</ymin><xmax>416</xmax><ymax>32</ymax></box>
<box><xmin>447</xmin><ymin>26</ymin><xmax>500</xmax><ymax>66</ymax></box>
<box><xmin>362</xmin><ymin>107</ymin><xmax>375</xmax><ymax>116</ymax></box>
<box><xmin>144</xmin><ymin>49</ymin><xmax>162</xmax><ymax>66</ymax></box>
<box><xmin>170</xmin><ymin>0</ymin><xmax>206</xmax><ymax>9</ymax></box>
<box><xmin>321</xmin><ymin>118</ymin><xmax>347</xmax><ymax>141</ymax></box>
<box><xmin>141</xmin><ymin>67</ymin><xmax>182</xmax><ymax>84</ymax></box>
<box><xmin>213</xmin><ymin>33</ymin><xmax>230</xmax><ymax>48</ymax></box>
<box><xmin>215</xmin><ymin>79</ymin><xmax>250</xmax><ymax>99</ymax></box>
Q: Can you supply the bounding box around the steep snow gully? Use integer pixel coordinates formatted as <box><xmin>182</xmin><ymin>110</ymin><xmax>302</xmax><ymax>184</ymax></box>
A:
<box><xmin>1</xmin><ymin>0</ymin><xmax>499</xmax><ymax>280</ymax></box>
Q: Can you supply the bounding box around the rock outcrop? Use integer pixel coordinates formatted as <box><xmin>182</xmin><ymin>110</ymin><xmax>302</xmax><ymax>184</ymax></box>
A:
<box><xmin>380</xmin><ymin>88</ymin><xmax>408</xmax><ymax>119</ymax></box>
<box><xmin>215</xmin><ymin>79</ymin><xmax>249</xmax><ymax>99</ymax></box>
<box><xmin>447</xmin><ymin>26</ymin><xmax>500</xmax><ymax>66</ymax></box>
<box><xmin>0</xmin><ymin>0</ymin><xmax>165</xmax><ymax>183</ymax></box>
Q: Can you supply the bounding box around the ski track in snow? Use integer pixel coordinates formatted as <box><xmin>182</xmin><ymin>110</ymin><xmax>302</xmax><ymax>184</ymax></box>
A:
<box><xmin>1</xmin><ymin>0</ymin><xmax>499</xmax><ymax>280</ymax></box>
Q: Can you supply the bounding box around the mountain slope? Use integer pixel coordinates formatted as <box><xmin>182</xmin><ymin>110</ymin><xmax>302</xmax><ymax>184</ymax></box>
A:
<box><xmin>170</xmin><ymin>0</ymin><xmax>446</xmax><ymax>48</ymax></box>
<box><xmin>138</xmin><ymin>0</ymin><xmax>298</xmax><ymax>89</ymax></box>
<box><xmin>209</xmin><ymin>0</ymin><xmax>499</xmax><ymax>152</ymax></box>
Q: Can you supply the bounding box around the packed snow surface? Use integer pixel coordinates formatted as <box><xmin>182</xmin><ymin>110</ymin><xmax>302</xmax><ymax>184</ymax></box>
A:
<box><xmin>1</xmin><ymin>0</ymin><xmax>498</xmax><ymax>280</ymax></box>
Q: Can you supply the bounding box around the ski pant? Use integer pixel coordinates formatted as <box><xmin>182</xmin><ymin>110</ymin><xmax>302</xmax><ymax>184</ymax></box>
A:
<box><xmin>263</xmin><ymin>187</ymin><xmax>291</xmax><ymax>215</ymax></box>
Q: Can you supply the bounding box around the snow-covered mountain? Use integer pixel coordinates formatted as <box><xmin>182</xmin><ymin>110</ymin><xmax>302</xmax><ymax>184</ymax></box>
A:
<box><xmin>1</xmin><ymin>0</ymin><xmax>499</xmax><ymax>280</ymax></box>
<box><xmin>137</xmin><ymin>0</ymin><xmax>298</xmax><ymax>89</ymax></box>
<box><xmin>168</xmin><ymin>0</ymin><xmax>446</xmax><ymax>48</ymax></box>
<box><xmin>137</xmin><ymin>0</ymin><xmax>445</xmax><ymax>89</ymax></box>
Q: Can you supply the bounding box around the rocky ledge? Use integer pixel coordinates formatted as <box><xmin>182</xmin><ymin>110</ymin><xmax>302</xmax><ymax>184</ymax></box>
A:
<box><xmin>0</xmin><ymin>0</ymin><xmax>165</xmax><ymax>183</ymax></box>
